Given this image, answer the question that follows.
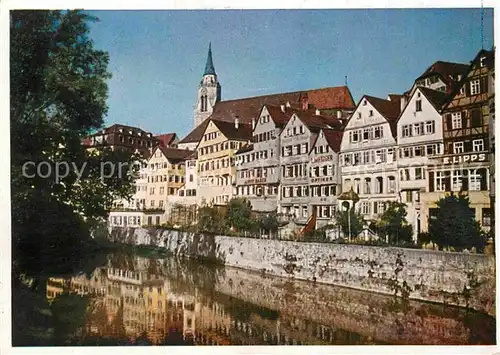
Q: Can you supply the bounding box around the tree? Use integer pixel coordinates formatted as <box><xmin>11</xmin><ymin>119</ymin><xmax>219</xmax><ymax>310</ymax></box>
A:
<box><xmin>428</xmin><ymin>193</ymin><xmax>486</xmax><ymax>251</ymax></box>
<box><xmin>196</xmin><ymin>206</ymin><xmax>226</xmax><ymax>234</ymax></box>
<box><xmin>333</xmin><ymin>208</ymin><xmax>364</xmax><ymax>240</ymax></box>
<box><xmin>258</xmin><ymin>211</ymin><xmax>279</xmax><ymax>236</ymax></box>
<box><xmin>225</xmin><ymin>198</ymin><xmax>255</xmax><ymax>233</ymax></box>
<box><xmin>11</xmin><ymin>11</ymin><xmax>137</xmax><ymax>287</ymax></box>
<box><xmin>376</xmin><ymin>201</ymin><xmax>413</xmax><ymax>245</ymax></box>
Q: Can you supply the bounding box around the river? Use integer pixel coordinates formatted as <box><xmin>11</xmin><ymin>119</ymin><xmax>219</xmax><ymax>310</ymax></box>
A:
<box><xmin>22</xmin><ymin>250</ymin><xmax>495</xmax><ymax>345</ymax></box>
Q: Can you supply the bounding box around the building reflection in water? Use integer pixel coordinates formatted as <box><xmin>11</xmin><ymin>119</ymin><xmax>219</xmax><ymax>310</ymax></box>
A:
<box><xmin>45</xmin><ymin>252</ymin><xmax>495</xmax><ymax>346</ymax></box>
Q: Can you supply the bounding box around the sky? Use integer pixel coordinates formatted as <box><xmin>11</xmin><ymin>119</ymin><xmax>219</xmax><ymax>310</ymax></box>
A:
<box><xmin>86</xmin><ymin>9</ymin><xmax>494</xmax><ymax>139</ymax></box>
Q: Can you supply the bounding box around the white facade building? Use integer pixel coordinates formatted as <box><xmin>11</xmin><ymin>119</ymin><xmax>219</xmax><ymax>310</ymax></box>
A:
<box><xmin>339</xmin><ymin>95</ymin><xmax>400</xmax><ymax>222</ymax></box>
<box><xmin>396</xmin><ymin>87</ymin><xmax>447</xmax><ymax>238</ymax></box>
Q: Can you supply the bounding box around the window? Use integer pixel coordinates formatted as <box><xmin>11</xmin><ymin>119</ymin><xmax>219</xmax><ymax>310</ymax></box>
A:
<box><xmin>469</xmin><ymin>170</ymin><xmax>481</xmax><ymax>191</ymax></box>
<box><xmin>414</xmin><ymin>146</ymin><xmax>423</xmax><ymax>157</ymax></box>
<box><xmin>159</xmin><ymin>200</ymin><xmax>164</xmax><ymax>208</ymax></box>
<box><xmin>301</xmin><ymin>143</ymin><xmax>308</xmax><ymax>154</ymax></box>
<box><xmin>405</xmin><ymin>191</ymin><xmax>413</xmax><ymax>203</ymax></box>
<box><xmin>353</xmin><ymin>153</ymin><xmax>361</xmax><ymax>166</ymax></box>
<box><xmin>361</xmin><ymin>202</ymin><xmax>370</xmax><ymax>215</ymax></box>
<box><xmin>416</xmin><ymin>100</ymin><xmax>422</xmax><ymax>112</ymax></box>
<box><xmin>470</xmin><ymin>79</ymin><xmax>480</xmax><ymax>95</ymax></box>
<box><xmin>302</xmin><ymin>206</ymin><xmax>308</xmax><ymax>218</ymax></box>
<box><xmin>426</xmin><ymin>144</ymin><xmax>437</xmax><ymax>156</ymax></box>
<box><xmin>374</xmin><ymin>126</ymin><xmax>383</xmax><ymax>139</ymax></box>
<box><xmin>149</xmin><ymin>187</ymin><xmax>155</xmax><ymax>195</ymax></box>
<box><xmin>363</xmin><ymin>151</ymin><xmax>370</xmax><ymax>164</ymax></box>
<box><xmin>351</xmin><ymin>130</ymin><xmax>359</xmax><ymax>143</ymax></box>
<box><xmin>453</xmin><ymin>142</ymin><xmax>464</xmax><ymax>154</ymax></box>
<box><xmin>415</xmin><ymin>167</ymin><xmax>423</xmax><ymax>180</ymax></box>
<box><xmin>482</xmin><ymin>208</ymin><xmax>491</xmax><ymax>227</ymax></box>
<box><xmin>473</xmin><ymin>139</ymin><xmax>484</xmax><ymax>152</ymax></box>
<box><xmin>436</xmin><ymin>171</ymin><xmax>449</xmax><ymax>191</ymax></box>
<box><xmin>150</xmin><ymin>200</ymin><xmax>155</xmax><ymax>207</ymax></box>
<box><xmin>357</xmin><ymin>112</ymin><xmax>361</xmax><ymax>119</ymax></box>
<box><xmin>400</xmin><ymin>168</ymin><xmax>410</xmax><ymax>181</ymax></box>
<box><xmin>364</xmin><ymin>178</ymin><xmax>371</xmax><ymax>194</ymax></box>
<box><xmin>375</xmin><ymin>177</ymin><xmax>383</xmax><ymax>194</ymax></box>
<box><xmin>363</xmin><ymin>129</ymin><xmax>370</xmax><ymax>140</ymax></box>
<box><xmin>159</xmin><ymin>187</ymin><xmax>164</xmax><ymax>195</ymax></box>
<box><xmin>369</xmin><ymin>110</ymin><xmax>374</xmax><ymax>117</ymax></box>
<box><xmin>451</xmin><ymin>112</ymin><xmax>462</xmax><ymax>129</ymax></box>
<box><xmin>388</xmin><ymin>176</ymin><xmax>396</xmax><ymax>193</ymax></box>
<box><xmin>402</xmin><ymin>125</ymin><xmax>412</xmax><ymax>137</ymax></box>
<box><xmin>425</xmin><ymin>121</ymin><xmax>435</xmax><ymax>134</ymax></box>
<box><xmin>402</xmin><ymin>147</ymin><xmax>412</xmax><ymax>158</ymax></box>
<box><xmin>452</xmin><ymin>170</ymin><xmax>463</xmax><ymax>191</ymax></box>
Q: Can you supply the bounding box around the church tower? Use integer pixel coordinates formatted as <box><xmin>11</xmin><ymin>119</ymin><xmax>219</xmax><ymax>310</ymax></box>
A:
<box><xmin>194</xmin><ymin>43</ymin><xmax>221</xmax><ymax>128</ymax></box>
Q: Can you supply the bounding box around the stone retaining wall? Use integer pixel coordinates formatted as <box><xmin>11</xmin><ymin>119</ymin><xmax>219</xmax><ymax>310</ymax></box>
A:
<box><xmin>107</xmin><ymin>227</ymin><xmax>496</xmax><ymax>316</ymax></box>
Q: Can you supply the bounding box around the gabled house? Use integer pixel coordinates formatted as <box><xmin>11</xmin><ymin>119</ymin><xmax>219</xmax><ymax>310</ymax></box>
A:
<box><xmin>279</xmin><ymin>110</ymin><xmax>342</xmax><ymax>223</ymax></box>
<box><xmin>422</xmin><ymin>49</ymin><xmax>494</xmax><ymax>232</ymax></box>
<box><xmin>196</xmin><ymin>119</ymin><xmax>252</xmax><ymax>205</ymax></box>
<box><xmin>235</xmin><ymin>104</ymin><xmax>293</xmax><ymax>212</ymax></box>
<box><xmin>339</xmin><ymin>95</ymin><xmax>400</xmax><ymax>222</ymax></box>
<box><xmin>308</xmin><ymin>128</ymin><xmax>343</xmax><ymax>227</ymax></box>
<box><xmin>396</xmin><ymin>86</ymin><xmax>448</xmax><ymax>239</ymax></box>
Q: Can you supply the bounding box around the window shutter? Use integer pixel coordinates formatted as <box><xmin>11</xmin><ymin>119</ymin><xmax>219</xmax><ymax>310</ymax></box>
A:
<box><xmin>480</xmin><ymin>76</ymin><xmax>486</xmax><ymax>94</ymax></box>
<box><xmin>446</xmin><ymin>114</ymin><xmax>452</xmax><ymax>130</ymax></box>
<box><xmin>471</xmin><ymin>109</ymin><xmax>481</xmax><ymax>127</ymax></box>
<box><xmin>429</xmin><ymin>172</ymin><xmax>435</xmax><ymax>192</ymax></box>
<box><xmin>480</xmin><ymin>169</ymin><xmax>488</xmax><ymax>190</ymax></box>
<box><xmin>465</xmin><ymin>81</ymin><xmax>471</xmax><ymax>96</ymax></box>
<box><xmin>373</xmin><ymin>202</ymin><xmax>378</xmax><ymax>214</ymax></box>
<box><xmin>462</xmin><ymin>111</ymin><xmax>468</xmax><ymax>129</ymax></box>
<box><xmin>464</xmin><ymin>140</ymin><xmax>473</xmax><ymax>152</ymax></box>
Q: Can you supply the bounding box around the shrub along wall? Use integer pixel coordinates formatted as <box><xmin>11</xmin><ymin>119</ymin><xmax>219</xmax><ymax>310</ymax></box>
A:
<box><xmin>107</xmin><ymin>227</ymin><xmax>496</xmax><ymax>316</ymax></box>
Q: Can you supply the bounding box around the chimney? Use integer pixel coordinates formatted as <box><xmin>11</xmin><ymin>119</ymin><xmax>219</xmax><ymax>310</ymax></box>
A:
<box><xmin>286</xmin><ymin>101</ymin><xmax>291</xmax><ymax>108</ymax></box>
<box><xmin>280</xmin><ymin>104</ymin><xmax>286</xmax><ymax>113</ymax></box>
<box><xmin>315</xmin><ymin>109</ymin><xmax>321</xmax><ymax>116</ymax></box>
<box><xmin>235</xmin><ymin>116</ymin><xmax>239</xmax><ymax>129</ymax></box>
<box><xmin>336</xmin><ymin>110</ymin><xmax>342</xmax><ymax>119</ymax></box>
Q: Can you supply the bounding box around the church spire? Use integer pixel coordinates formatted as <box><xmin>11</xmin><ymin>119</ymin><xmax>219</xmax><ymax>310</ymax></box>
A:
<box><xmin>203</xmin><ymin>42</ymin><xmax>216</xmax><ymax>76</ymax></box>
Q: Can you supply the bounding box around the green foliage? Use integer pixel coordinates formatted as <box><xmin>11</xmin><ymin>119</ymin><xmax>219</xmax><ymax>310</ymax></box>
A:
<box><xmin>376</xmin><ymin>201</ymin><xmax>413</xmax><ymax>245</ymax></box>
<box><xmin>334</xmin><ymin>208</ymin><xmax>364</xmax><ymax>239</ymax></box>
<box><xmin>196</xmin><ymin>206</ymin><xmax>227</xmax><ymax>234</ymax></box>
<box><xmin>258</xmin><ymin>211</ymin><xmax>279</xmax><ymax>234</ymax></box>
<box><xmin>51</xmin><ymin>292</ymin><xmax>91</xmax><ymax>344</ymax></box>
<box><xmin>225</xmin><ymin>198</ymin><xmax>256</xmax><ymax>232</ymax></box>
<box><xmin>11</xmin><ymin>11</ymin><xmax>136</xmax><ymax>280</ymax></box>
<box><xmin>428</xmin><ymin>194</ymin><xmax>486</xmax><ymax>251</ymax></box>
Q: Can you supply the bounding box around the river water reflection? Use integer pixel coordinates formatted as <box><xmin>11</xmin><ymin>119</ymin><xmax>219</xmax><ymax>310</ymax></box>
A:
<box><xmin>44</xmin><ymin>251</ymin><xmax>495</xmax><ymax>345</ymax></box>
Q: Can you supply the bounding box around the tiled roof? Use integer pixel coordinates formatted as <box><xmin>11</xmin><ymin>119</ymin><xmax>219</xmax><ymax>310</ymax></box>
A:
<box><xmin>158</xmin><ymin>147</ymin><xmax>194</xmax><ymax>162</ymax></box>
<box><xmin>155</xmin><ymin>133</ymin><xmax>177</xmax><ymax>147</ymax></box>
<box><xmin>264</xmin><ymin>105</ymin><xmax>294</xmax><ymax>126</ymax></box>
<box><xmin>212</xmin><ymin>120</ymin><xmax>252</xmax><ymax>141</ymax></box>
<box><xmin>364</xmin><ymin>95</ymin><xmax>401</xmax><ymax>138</ymax></box>
<box><xmin>416</xmin><ymin>61</ymin><xmax>469</xmax><ymax>85</ymax></box>
<box><xmin>418</xmin><ymin>87</ymin><xmax>449</xmax><ymax>112</ymax></box>
<box><xmin>103</xmin><ymin>123</ymin><xmax>152</xmax><ymax>136</ymax></box>
<box><xmin>322</xmin><ymin>129</ymin><xmax>343</xmax><ymax>153</ymax></box>
<box><xmin>289</xmin><ymin>110</ymin><xmax>343</xmax><ymax>133</ymax></box>
<box><xmin>178</xmin><ymin>119</ymin><xmax>211</xmax><ymax>144</ymax></box>
<box><xmin>180</xmin><ymin>86</ymin><xmax>355</xmax><ymax>144</ymax></box>
<box><xmin>235</xmin><ymin>143</ymin><xmax>254</xmax><ymax>155</ymax></box>
<box><xmin>365</xmin><ymin>95</ymin><xmax>401</xmax><ymax>121</ymax></box>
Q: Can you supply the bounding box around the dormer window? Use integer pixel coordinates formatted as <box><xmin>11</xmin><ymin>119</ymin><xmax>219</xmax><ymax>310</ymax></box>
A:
<box><xmin>369</xmin><ymin>110</ymin><xmax>373</xmax><ymax>117</ymax></box>
<box><xmin>480</xmin><ymin>56</ymin><xmax>486</xmax><ymax>67</ymax></box>
<box><xmin>363</xmin><ymin>100</ymin><xmax>367</xmax><ymax>106</ymax></box>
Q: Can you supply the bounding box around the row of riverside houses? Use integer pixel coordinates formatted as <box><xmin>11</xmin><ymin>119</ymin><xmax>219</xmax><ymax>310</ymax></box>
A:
<box><xmin>96</xmin><ymin>45</ymin><xmax>494</xmax><ymax>241</ymax></box>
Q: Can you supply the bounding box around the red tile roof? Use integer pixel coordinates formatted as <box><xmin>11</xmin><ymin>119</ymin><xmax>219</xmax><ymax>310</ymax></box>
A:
<box><xmin>264</xmin><ymin>105</ymin><xmax>294</xmax><ymax>127</ymax></box>
<box><xmin>294</xmin><ymin>110</ymin><xmax>343</xmax><ymax>131</ymax></box>
<box><xmin>179</xmin><ymin>119</ymin><xmax>211</xmax><ymax>144</ymax></box>
<box><xmin>180</xmin><ymin>86</ymin><xmax>355</xmax><ymax>144</ymax></box>
<box><xmin>322</xmin><ymin>129</ymin><xmax>343</xmax><ymax>153</ymax></box>
<box><xmin>155</xmin><ymin>133</ymin><xmax>177</xmax><ymax>147</ymax></box>
<box><xmin>364</xmin><ymin>95</ymin><xmax>401</xmax><ymax>138</ymax></box>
